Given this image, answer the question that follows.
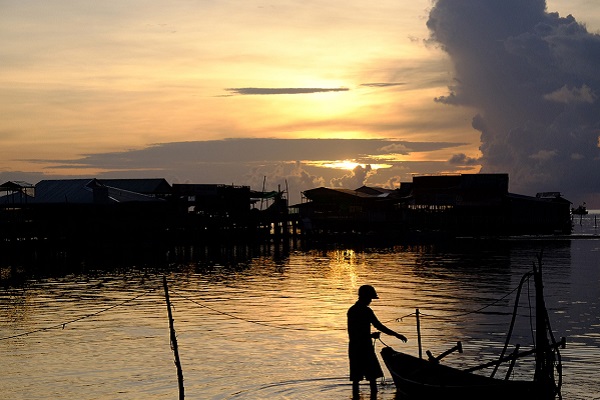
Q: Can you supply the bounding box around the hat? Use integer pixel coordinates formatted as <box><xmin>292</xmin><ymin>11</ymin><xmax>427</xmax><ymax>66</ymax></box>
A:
<box><xmin>358</xmin><ymin>284</ymin><xmax>379</xmax><ymax>299</ymax></box>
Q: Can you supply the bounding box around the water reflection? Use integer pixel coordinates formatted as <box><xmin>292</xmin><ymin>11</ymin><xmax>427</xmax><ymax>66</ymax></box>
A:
<box><xmin>0</xmin><ymin>236</ymin><xmax>599</xmax><ymax>399</ymax></box>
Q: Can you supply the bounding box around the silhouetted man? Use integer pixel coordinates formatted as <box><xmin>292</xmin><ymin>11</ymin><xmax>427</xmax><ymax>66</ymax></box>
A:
<box><xmin>347</xmin><ymin>284</ymin><xmax>407</xmax><ymax>398</ymax></box>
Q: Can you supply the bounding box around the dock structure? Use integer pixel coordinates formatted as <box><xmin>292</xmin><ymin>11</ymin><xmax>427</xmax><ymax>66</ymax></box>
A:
<box><xmin>296</xmin><ymin>174</ymin><xmax>572</xmax><ymax>241</ymax></box>
<box><xmin>0</xmin><ymin>173</ymin><xmax>574</xmax><ymax>271</ymax></box>
<box><xmin>0</xmin><ymin>181</ymin><xmax>35</xmax><ymax>204</ymax></box>
<box><xmin>0</xmin><ymin>179</ymin><xmax>298</xmax><ymax>270</ymax></box>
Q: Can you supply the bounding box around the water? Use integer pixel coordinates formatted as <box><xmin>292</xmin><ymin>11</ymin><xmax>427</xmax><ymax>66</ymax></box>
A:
<box><xmin>1</xmin><ymin>213</ymin><xmax>599</xmax><ymax>400</ymax></box>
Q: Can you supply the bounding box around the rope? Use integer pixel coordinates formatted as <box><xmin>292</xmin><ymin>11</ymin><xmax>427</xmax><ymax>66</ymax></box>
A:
<box><xmin>395</xmin><ymin>275</ymin><xmax>532</xmax><ymax>323</ymax></box>
<box><xmin>0</xmin><ymin>272</ymin><xmax>542</xmax><ymax>339</ymax></box>
<box><xmin>169</xmin><ymin>288</ymin><xmax>344</xmax><ymax>332</ymax></box>
<box><xmin>490</xmin><ymin>271</ymin><xmax>533</xmax><ymax>378</ymax></box>
<box><xmin>0</xmin><ymin>288</ymin><xmax>156</xmax><ymax>341</ymax></box>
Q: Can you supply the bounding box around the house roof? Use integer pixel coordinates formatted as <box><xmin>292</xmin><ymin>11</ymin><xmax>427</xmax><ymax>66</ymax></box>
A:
<box><xmin>34</xmin><ymin>179</ymin><xmax>98</xmax><ymax>203</ymax></box>
<box><xmin>0</xmin><ymin>181</ymin><xmax>35</xmax><ymax>190</ymax></box>
<box><xmin>104</xmin><ymin>185</ymin><xmax>162</xmax><ymax>203</ymax></box>
<box><xmin>509</xmin><ymin>192</ymin><xmax>571</xmax><ymax>205</ymax></box>
<box><xmin>34</xmin><ymin>179</ymin><xmax>162</xmax><ymax>204</ymax></box>
<box><xmin>98</xmin><ymin>179</ymin><xmax>172</xmax><ymax>195</ymax></box>
<box><xmin>355</xmin><ymin>186</ymin><xmax>395</xmax><ymax>196</ymax></box>
<box><xmin>302</xmin><ymin>187</ymin><xmax>379</xmax><ymax>201</ymax></box>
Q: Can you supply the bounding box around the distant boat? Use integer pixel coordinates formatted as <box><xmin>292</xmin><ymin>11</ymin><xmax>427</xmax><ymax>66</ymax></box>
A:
<box><xmin>381</xmin><ymin>255</ymin><xmax>565</xmax><ymax>399</ymax></box>
<box><xmin>571</xmin><ymin>203</ymin><xmax>588</xmax><ymax>215</ymax></box>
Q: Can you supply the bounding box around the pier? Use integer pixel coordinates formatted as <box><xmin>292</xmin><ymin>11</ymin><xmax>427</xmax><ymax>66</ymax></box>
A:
<box><xmin>0</xmin><ymin>173</ymin><xmax>581</xmax><ymax>275</ymax></box>
<box><xmin>0</xmin><ymin>179</ymin><xmax>301</xmax><ymax>272</ymax></box>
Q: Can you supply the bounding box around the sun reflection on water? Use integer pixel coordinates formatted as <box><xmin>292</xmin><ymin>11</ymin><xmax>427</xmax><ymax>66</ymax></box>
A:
<box><xmin>1</xmin><ymin>241</ymin><xmax>599</xmax><ymax>399</ymax></box>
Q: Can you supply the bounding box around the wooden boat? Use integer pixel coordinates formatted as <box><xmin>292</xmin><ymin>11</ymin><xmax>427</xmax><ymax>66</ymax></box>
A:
<box><xmin>381</xmin><ymin>255</ymin><xmax>565</xmax><ymax>399</ymax></box>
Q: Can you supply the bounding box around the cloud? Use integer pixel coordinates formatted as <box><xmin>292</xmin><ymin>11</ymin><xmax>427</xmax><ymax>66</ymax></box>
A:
<box><xmin>544</xmin><ymin>85</ymin><xmax>596</xmax><ymax>104</ymax></box>
<box><xmin>379</xmin><ymin>143</ymin><xmax>414</xmax><ymax>154</ymax></box>
<box><xmin>529</xmin><ymin>149</ymin><xmax>557</xmax><ymax>162</ymax></box>
<box><xmin>26</xmin><ymin>138</ymin><xmax>464</xmax><ymax>168</ymax></box>
<box><xmin>243</xmin><ymin>161</ymin><xmax>326</xmax><ymax>202</ymax></box>
<box><xmin>225</xmin><ymin>87</ymin><xmax>349</xmax><ymax>95</ymax></box>
<box><xmin>11</xmin><ymin>138</ymin><xmax>470</xmax><ymax>204</ymax></box>
<box><xmin>330</xmin><ymin>164</ymin><xmax>374</xmax><ymax>189</ymax></box>
<box><xmin>571</xmin><ymin>153</ymin><xmax>584</xmax><ymax>160</ymax></box>
<box><xmin>360</xmin><ymin>83</ymin><xmax>406</xmax><ymax>88</ymax></box>
<box><xmin>427</xmin><ymin>0</ymin><xmax>600</xmax><ymax>203</ymax></box>
<box><xmin>448</xmin><ymin>153</ymin><xmax>481</xmax><ymax>166</ymax></box>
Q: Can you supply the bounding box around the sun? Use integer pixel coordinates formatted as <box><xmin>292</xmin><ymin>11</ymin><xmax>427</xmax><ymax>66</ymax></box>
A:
<box><xmin>324</xmin><ymin>160</ymin><xmax>361</xmax><ymax>170</ymax></box>
<box><xmin>317</xmin><ymin>160</ymin><xmax>392</xmax><ymax>171</ymax></box>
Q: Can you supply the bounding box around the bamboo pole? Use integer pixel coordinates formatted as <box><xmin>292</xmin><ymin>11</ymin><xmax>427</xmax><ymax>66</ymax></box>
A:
<box><xmin>416</xmin><ymin>308</ymin><xmax>422</xmax><ymax>359</ymax></box>
<box><xmin>163</xmin><ymin>276</ymin><xmax>185</xmax><ymax>400</ymax></box>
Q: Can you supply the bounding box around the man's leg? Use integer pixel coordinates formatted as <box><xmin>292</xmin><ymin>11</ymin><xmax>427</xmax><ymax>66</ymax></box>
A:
<box><xmin>369</xmin><ymin>379</ymin><xmax>378</xmax><ymax>396</ymax></box>
<box><xmin>352</xmin><ymin>380</ymin><xmax>360</xmax><ymax>398</ymax></box>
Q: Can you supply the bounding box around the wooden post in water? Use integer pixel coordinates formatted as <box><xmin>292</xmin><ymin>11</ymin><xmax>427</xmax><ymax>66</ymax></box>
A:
<box><xmin>163</xmin><ymin>276</ymin><xmax>185</xmax><ymax>400</ymax></box>
<box><xmin>416</xmin><ymin>308</ymin><xmax>423</xmax><ymax>359</ymax></box>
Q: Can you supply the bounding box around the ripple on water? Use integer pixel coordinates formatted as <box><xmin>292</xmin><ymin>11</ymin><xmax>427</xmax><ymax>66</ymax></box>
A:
<box><xmin>1</xmin><ymin>241</ymin><xmax>599</xmax><ymax>399</ymax></box>
<box><xmin>223</xmin><ymin>377</ymin><xmax>399</xmax><ymax>400</ymax></box>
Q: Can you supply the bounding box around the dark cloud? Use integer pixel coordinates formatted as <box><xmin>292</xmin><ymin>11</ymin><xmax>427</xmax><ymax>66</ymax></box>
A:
<box><xmin>427</xmin><ymin>0</ymin><xmax>600</xmax><ymax>205</ymax></box>
<box><xmin>360</xmin><ymin>83</ymin><xmax>406</xmax><ymax>88</ymax></box>
<box><xmin>448</xmin><ymin>153</ymin><xmax>481</xmax><ymax>166</ymax></box>
<box><xmin>543</xmin><ymin>85</ymin><xmax>596</xmax><ymax>104</ymax></box>
<box><xmin>225</xmin><ymin>87</ymin><xmax>349</xmax><ymax>95</ymax></box>
<box><xmin>12</xmin><ymin>138</ymin><xmax>468</xmax><ymax>204</ymax></box>
<box><xmin>28</xmin><ymin>138</ymin><xmax>461</xmax><ymax>168</ymax></box>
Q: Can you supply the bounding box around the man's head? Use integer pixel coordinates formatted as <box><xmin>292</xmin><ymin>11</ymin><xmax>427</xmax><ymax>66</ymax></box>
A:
<box><xmin>358</xmin><ymin>284</ymin><xmax>379</xmax><ymax>300</ymax></box>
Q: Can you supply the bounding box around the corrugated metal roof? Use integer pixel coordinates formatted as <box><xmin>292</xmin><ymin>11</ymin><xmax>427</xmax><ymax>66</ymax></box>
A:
<box><xmin>34</xmin><ymin>179</ymin><xmax>97</xmax><ymax>203</ymax></box>
<box><xmin>34</xmin><ymin>179</ymin><xmax>163</xmax><ymax>204</ymax></box>
<box><xmin>99</xmin><ymin>179</ymin><xmax>172</xmax><ymax>195</ymax></box>
<box><xmin>104</xmin><ymin>185</ymin><xmax>163</xmax><ymax>202</ymax></box>
<box><xmin>355</xmin><ymin>186</ymin><xmax>394</xmax><ymax>196</ymax></box>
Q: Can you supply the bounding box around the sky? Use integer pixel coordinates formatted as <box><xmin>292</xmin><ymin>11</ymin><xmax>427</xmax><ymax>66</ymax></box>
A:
<box><xmin>1</xmin><ymin>0</ymin><xmax>600</xmax><ymax>207</ymax></box>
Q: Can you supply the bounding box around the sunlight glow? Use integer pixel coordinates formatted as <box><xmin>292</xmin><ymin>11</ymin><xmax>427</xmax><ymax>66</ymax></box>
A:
<box><xmin>313</xmin><ymin>160</ymin><xmax>392</xmax><ymax>170</ymax></box>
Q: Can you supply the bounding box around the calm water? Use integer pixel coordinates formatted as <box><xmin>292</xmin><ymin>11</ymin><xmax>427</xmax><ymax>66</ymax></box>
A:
<box><xmin>1</xmin><ymin>212</ymin><xmax>599</xmax><ymax>400</ymax></box>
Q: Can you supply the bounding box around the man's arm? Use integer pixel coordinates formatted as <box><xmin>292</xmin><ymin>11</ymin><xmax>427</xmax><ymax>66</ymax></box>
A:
<box><xmin>372</xmin><ymin>316</ymin><xmax>408</xmax><ymax>342</ymax></box>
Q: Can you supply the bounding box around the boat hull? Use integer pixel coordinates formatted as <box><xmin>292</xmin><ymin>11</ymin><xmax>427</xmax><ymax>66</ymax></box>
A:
<box><xmin>381</xmin><ymin>347</ymin><xmax>546</xmax><ymax>400</ymax></box>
